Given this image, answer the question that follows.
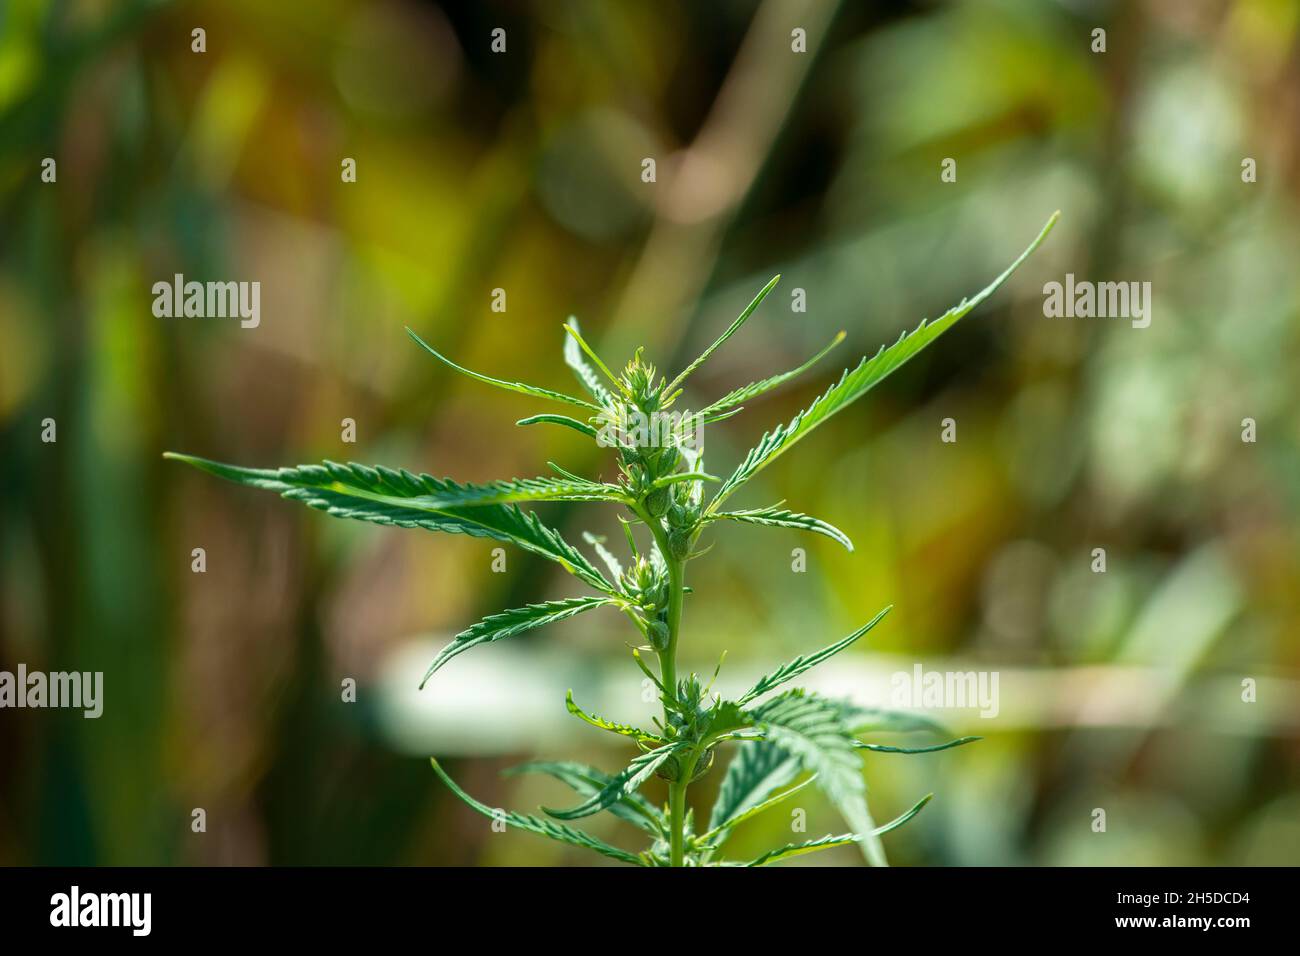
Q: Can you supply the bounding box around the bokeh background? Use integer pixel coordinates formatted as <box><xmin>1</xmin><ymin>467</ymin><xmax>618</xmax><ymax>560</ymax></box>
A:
<box><xmin>2</xmin><ymin>0</ymin><xmax>1299</xmax><ymax>866</ymax></box>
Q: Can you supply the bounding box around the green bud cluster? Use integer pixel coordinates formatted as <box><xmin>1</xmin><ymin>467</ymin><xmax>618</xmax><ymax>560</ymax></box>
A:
<box><xmin>666</xmin><ymin>480</ymin><xmax>702</xmax><ymax>560</ymax></box>
<box><xmin>656</xmin><ymin>674</ymin><xmax>719</xmax><ymax>782</ymax></box>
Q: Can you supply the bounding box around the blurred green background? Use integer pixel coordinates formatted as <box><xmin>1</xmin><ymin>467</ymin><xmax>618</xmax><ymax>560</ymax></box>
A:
<box><xmin>2</xmin><ymin>0</ymin><xmax>1299</xmax><ymax>866</ymax></box>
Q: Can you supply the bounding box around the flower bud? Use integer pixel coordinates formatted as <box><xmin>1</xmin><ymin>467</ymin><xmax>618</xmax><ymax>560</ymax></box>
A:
<box><xmin>648</xmin><ymin>619</ymin><xmax>670</xmax><ymax>650</ymax></box>
<box><xmin>654</xmin><ymin>747</ymin><xmax>715</xmax><ymax>782</ymax></box>
<box><xmin>646</xmin><ymin>487</ymin><xmax>670</xmax><ymax>517</ymax></box>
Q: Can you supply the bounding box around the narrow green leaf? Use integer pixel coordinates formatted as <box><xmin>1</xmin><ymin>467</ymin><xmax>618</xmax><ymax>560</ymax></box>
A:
<box><xmin>665</xmin><ymin>274</ymin><xmax>780</xmax><ymax>394</ymax></box>
<box><xmin>563</xmin><ymin>321</ymin><xmax>626</xmax><ymax>397</ymax></box>
<box><xmin>164</xmin><ymin>454</ymin><xmax>616</xmax><ymax>593</ymax></box>
<box><xmin>421</xmin><ymin>597</ymin><xmax>617</xmax><ymax>688</ymax></box>
<box><xmin>738</xmin><ymin>606</ymin><xmax>892</xmax><ymax>705</ymax></box>
<box><xmin>516</xmin><ymin>414</ymin><xmax>598</xmax><ymax>439</ymax></box>
<box><xmin>710</xmin><ymin>213</ymin><xmax>1059</xmax><ymax>511</ymax></box>
<box><xmin>430</xmin><ymin>758</ymin><xmax>643</xmax><ymax>865</ymax></box>
<box><xmin>707</xmin><ymin>744</ymin><xmax>804</xmax><ymax>835</ymax></box>
<box><xmin>743</xmin><ymin>832</ymin><xmax>860</xmax><ymax>867</ymax></box>
<box><xmin>565</xmin><ymin>691</ymin><xmax>668</xmax><ymax>744</ymax></box>
<box><xmin>543</xmin><ymin>743</ymin><xmax>685</xmax><ymax>821</ymax></box>
<box><xmin>833</xmin><ymin>703</ymin><xmax>954</xmax><ymax>737</ymax></box>
<box><xmin>581</xmin><ymin>531</ymin><xmax>624</xmax><ymax>581</ymax></box>
<box><xmin>708</xmin><ymin>505</ymin><xmax>854</xmax><ymax>552</ymax></box>
<box><xmin>648</xmin><ymin>470</ymin><xmax>719</xmax><ymax>491</ymax></box>
<box><xmin>749</xmin><ymin>689</ymin><xmax>886</xmax><ymax>866</ymax></box>
<box><xmin>855</xmin><ymin>736</ymin><xmax>982</xmax><ymax>754</ymax></box>
<box><xmin>503</xmin><ymin>761</ymin><xmax>665</xmax><ymax>836</ymax></box>
<box><xmin>743</xmin><ymin>793</ymin><xmax>933</xmax><ymax>866</ymax></box>
<box><xmin>406</xmin><ymin>327</ymin><xmax>601</xmax><ymax>411</ymax></box>
<box><xmin>562</xmin><ymin>317</ymin><xmax>617</xmax><ymax>406</ymax></box>
<box><xmin>698</xmin><ymin>330</ymin><xmax>846</xmax><ymax>417</ymax></box>
<box><xmin>700</xmin><ymin>773</ymin><xmax>817</xmax><ymax>847</ymax></box>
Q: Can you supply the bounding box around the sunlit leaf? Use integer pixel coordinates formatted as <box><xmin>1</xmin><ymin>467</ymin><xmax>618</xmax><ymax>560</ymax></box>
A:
<box><xmin>164</xmin><ymin>453</ymin><xmax>615</xmax><ymax>593</ymax></box>
<box><xmin>421</xmin><ymin>598</ymin><xmax>618</xmax><ymax>688</ymax></box>
<box><xmin>741</xmin><ymin>793</ymin><xmax>932</xmax><ymax>866</ymax></box>
<box><xmin>665</xmin><ymin>274</ymin><xmax>781</xmax><ymax>394</ymax></box>
<box><xmin>504</xmin><ymin>760</ymin><xmax>664</xmax><ymax>836</ymax></box>
<box><xmin>543</xmin><ymin>743</ymin><xmax>686</xmax><ymax>821</ymax></box>
<box><xmin>749</xmin><ymin>689</ymin><xmax>886</xmax><ymax>866</ymax></box>
<box><xmin>407</xmin><ymin>327</ymin><xmax>601</xmax><ymax>411</ymax></box>
<box><xmin>708</xmin><ymin>505</ymin><xmax>854</xmax><ymax>551</ymax></box>
<box><xmin>698</xmin><ymin>330</ymin><xmax>845</xmax><ymax>417</ymax></box>
<box><xmin>517</xmin><ymin>413</ymin><xmax>598</xmax><ymax>439</ymax></box>
<box><xmin>430</xmin><ymin>759</ymin><xmax>644</xmax><ymax>865</ymax></box>
<box><xmin>855</xmin><ymin>736</ymin><xmax>981</xmax><ymax>754</ymax></box>
<box><xmin>562</xmin><ymin>317</ymin><xmax>618</xmax><ymax>407</ymax></box>
<box><xmin>710</xmin><ymin>213</ymin><xmax>1059</xmax><ymax>511</ymax></box>
<box><xmin>707</xmin><ymin>744</ymin><xmax>804</xmax><ymax>838</ymax></box>
<box><xmin>738</xmin><ymin>606</ymin><xmax>891</xmax><ymax>704</ymax></box>
<box><xmin>565</xmin><ymin>690</ymin><xmax>668</xmax><ymax>744</ymax></box>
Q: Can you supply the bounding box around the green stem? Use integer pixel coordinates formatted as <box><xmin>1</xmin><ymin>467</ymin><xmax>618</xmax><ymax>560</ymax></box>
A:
<box><xmin>668</xmin><ymin>777</ymin><xmax>687</xmax><ymax>867</ymax></box>
<box><xmin>656</xmin><ymin>552</ymin><xmax>684</xmax><ymax>712</ymax></box>
<box><xmin>637</xmin><ymin>504</ymin><xmax>691</xmax><ymax>867</ymax></box>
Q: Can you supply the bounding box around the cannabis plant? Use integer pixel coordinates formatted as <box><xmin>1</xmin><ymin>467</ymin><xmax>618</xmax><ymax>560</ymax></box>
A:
<box><xmin>166</xmin><ymin>213</ymin><xmax>1057</xmax><ymax>867</ymax></box>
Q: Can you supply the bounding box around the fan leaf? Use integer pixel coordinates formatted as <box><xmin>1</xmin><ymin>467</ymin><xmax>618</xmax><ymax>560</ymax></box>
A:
<box><xmin>748</xmin><ymin>689</ymin><xmax>886</xmax><ymax>866</ymax></box>
<box><xmin>562</xmin><ymin>317</ymin><xmax>617</xmax><ymax>407</ymax></box>
<box><xmin>543</xmin><ymin>743</ymin><xmax>686</xmax><ymax>821</ymax></box>
<box><xmin>742</xmin><ymin>793</ymin><xmax>933</xmax><ymax>866</ymax></box>
<box><xmin>503</xmin><ymin>760</ymin><xmax>665</xmax><ymax>836</ymax></box>
<box><xmin>738</xmin><ymin>606</ymin><xmax>891</xmax><ymax>705</ymax></box>
<box><xmin>855</xmin><ymin>736</ymin><xmax>982</xmax><ymax>754</ymax></box>
<box><xmin>700</xmin><ymin>771</ymin><xmax>816</xmax><ymax>849</ymax></box>
<box><xmin>565</xmin><ymin>691</ymin><xmax>668</xmax><ymax>744</ymax></box>
<box><xmin>707</xmin><ymin>744</ymin><xmax>804</xmax><ymax>837</ymax></box>
<box><xmin>516</xmin><ymin>414</ymin><xmax>599</xmax><ymax>439</ymax></box>
<box><xmin>710</xmin><ymin>213</ymin><xmax>1059</xmax><ymax>511</ymax></box>
<box><xmin>421</xmin><ymin>597</ymin><xmax>617</xmax><ymax>688</ymax></box>
<box><xmin>665</xmin><ymin>274</ymin><xmax>780</xmax><ymax>394</ymax></box>
<box><xmin>407</xmin><ymin>327</ymin><xmax>601</xmax><ymax>411</ymax></box>
<box><xmin>698</xmin><ymin>330</ymin><xmax>845</xmax><ymax>417</ymax></box>
<box><xmin>430</xmin><ymin>759</ymin><xmax>643</xmax><ymax>865</ymax></box>
<box><xmin>164</xmin><ymin>454</ymin><xmax>615</xmax><ymax>593</ymax></box>
<box><xmin>708</xmin><ymin>505</ymin><xmax>854</xmax><ymax>552</ymax></box>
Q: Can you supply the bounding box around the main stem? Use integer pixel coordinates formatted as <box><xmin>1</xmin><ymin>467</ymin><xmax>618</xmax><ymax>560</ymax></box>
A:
<box><xmin>654</xmin><ymin>531</ymin><xmax>688</xmax><ymax>867</ymax></box>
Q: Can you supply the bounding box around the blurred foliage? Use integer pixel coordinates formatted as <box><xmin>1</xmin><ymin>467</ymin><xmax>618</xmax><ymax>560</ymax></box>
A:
<box><xmin>1</xmin><ymin>0</ymin><xmax>1298</xmax><ymax>865</ymax></box>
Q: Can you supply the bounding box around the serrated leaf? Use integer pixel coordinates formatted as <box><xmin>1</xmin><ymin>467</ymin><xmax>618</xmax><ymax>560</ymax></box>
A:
<box><xmin>544</xmin><ymin>743</ymin><xmax>686</xmax><ymax>821</ymax></box>
<box><xmin>421</xmin><ymin>597</ymin><xmax>617</xmax><ymax>688</ymax></box>
<box><xmin>698</xmin><ymin>330</ymin><xmax>845</xmax><ymax>417</ymax></box>
<box><xmin>742</xmin><ymin>833</ymin><xmax>860</xmax><ymax>867</ymax></box>
<box><xmin>565</xmin><ymin>691</ymin><xmax>667</xmax><ymax>744</ymax></box>
<box><xmin>164</xmin><ymin>454</ymin><xmax>615</xmax><ymax>593</ymax></box>
<box><xmin>742</xmin><ymin>793</ymin><xmax>933</xmax><ymax>866</ymax></box>
<box><xmin>665</xmin><ymin>274</ymin><xmax>780</xmax><ymax>394</ymax></box>
<box><xmin>738</xmin><ymin>606</ymin><xmax>891</xmax><ymax>705</ymax></box>
<box><xmin>704</xmin><ymin>699</ymin><xmax>750</xmax><ymax>738</ymax></box>
<box><xmin>503</xmin><ymin>760</ymin><xmax>664</xmax><ymax>836</ymax></box>
<box><xmin>407</xmin><ymin>327</ymin><xmax>601</xmax><ymax>411</ymax></box>
<box><xmin>563</xmin><ymin>320</ymin><xmax>626</xmax><ymax>400</ymax></box>
<box><xmin>709</xmin><ymin>505</ymin><xmax>854</xmax><ymax>552</ymax></box>
<box><xmin>700</xmin><ymin>771</ymin><xmax>816</xmax><ymax>850</ymax></box>
<box><xmin>517</xmin><ymin>413</ymin><xmax>599</xmax><ymax>439</ymax></box>
<box><xmin>562</xmin><ymin>317</ymin><xmax>617</xmax><ymax>407</ymax></box>
<box><xmin>582</xmin><ymin>531</ymin><xmax>623</xmax><ymax>581</ymax></box>
<box><xmin>749</xmin><ymin>689</ymin><xmax>886</xmax><ymax>866</ymax></box>
<box><xmin>430</xmin><ymin>758</ymin><xmax>643</xmax><ymax>865</ymax></box>
<box><xmin>709</xmin><ymin>213</ymin><xmax>1058</xmax><ymax>511</ymax></box>
<box><xmin>707</xmin><ymin>744</ymin><xmax>804</xmax><ymax>836</ymax></box>
<box><xmin>832</xmin><ymin>703</ymin><xmax>954</xmax><ymax>737</ymax></box>
<box><xmin>855</xmin><ymin>736</ymin><xmax>981</xmax><ymax>754</ymax></box>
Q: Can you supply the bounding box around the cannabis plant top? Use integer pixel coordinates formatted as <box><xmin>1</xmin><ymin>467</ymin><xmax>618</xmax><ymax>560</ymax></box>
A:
<box><xmin>166</xmin><ymin>213</ymin><xmax>1058</xmax><ymax>867</ymax></box>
